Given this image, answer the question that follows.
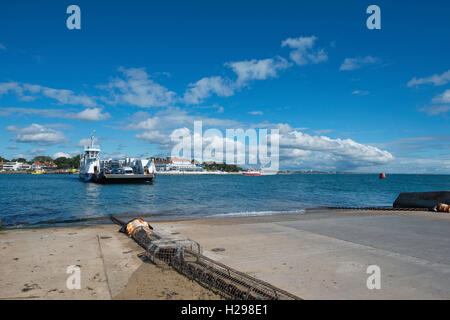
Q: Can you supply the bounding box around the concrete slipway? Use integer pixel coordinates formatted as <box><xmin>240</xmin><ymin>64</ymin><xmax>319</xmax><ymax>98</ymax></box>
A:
<box><xmin>1</xmin><ymin>210</ymin><xmax>450</xmax><ymax>299</ymax></box>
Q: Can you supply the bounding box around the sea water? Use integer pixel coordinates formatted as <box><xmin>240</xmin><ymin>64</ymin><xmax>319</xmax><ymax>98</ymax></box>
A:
<box><xmin>0</xmin><ymin>173</ymin><xmax>449</xmax><ymax>228</ymax></box>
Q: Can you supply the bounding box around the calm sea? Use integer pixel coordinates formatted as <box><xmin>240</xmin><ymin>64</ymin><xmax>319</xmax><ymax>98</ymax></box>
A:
<box><xmin>1</xmin><ymin>173</ymin><xmax>449</xmax><ymax>228</ymax></box>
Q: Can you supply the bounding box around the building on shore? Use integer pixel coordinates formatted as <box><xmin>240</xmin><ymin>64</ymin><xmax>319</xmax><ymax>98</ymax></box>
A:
<box><xmin>42</xmin><ymin>161</ymin><xmax>57</xmax><ymax>169</ymax></box>
<box><xmin>154</xmin><ymin>157</ymin><xmax>204</xmax><ymax>172</ymax></box>
<box><xmin>21</xmin><ymin>163</ymin><xmax>32</xmax><ymax>170</ymax></box>
<box><xmin>2</xmin><ymin>162</ymin><xmax>23</xmax><ymax>171</ymax></box>
<box><xmin>32</xmin><ymin>161</ymin><xmax>42</xmax><ymax>171</ymax></box>
<box><xmin>0</xmin><ymin>160</ymin><xmax>58</xmax><ymax>172</ymax></box>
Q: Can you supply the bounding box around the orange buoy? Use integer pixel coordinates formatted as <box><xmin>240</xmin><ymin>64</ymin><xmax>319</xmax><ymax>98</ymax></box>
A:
<box><xmin>379</xmin><ymin>173</ymin><xmax>386</xmax><ymax>179</ymax></box>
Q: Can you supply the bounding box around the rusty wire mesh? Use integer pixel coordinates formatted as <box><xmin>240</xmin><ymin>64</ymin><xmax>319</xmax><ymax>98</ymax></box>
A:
<box><xmin>111</xmin><ymin>216</ymin><xmax>301</xmax><ymax>300</ymax></box>
<box><xmin>145</xmin><ymin>240</ymin><xmax>300</xmax><ymax>300</ymax></box>
<box><xmin>146</xmin><ymin>237</ymin><xmax>201</xmax><ymax>265</ymax></box>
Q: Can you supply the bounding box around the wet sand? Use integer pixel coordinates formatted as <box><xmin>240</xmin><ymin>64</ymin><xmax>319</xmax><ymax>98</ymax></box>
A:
<box><xmin>1</xmin><ymin>209</ymin><xmax>450</xmax><ymax>299</ymax></box>
<box><xmin>115</xmin><ymin>262</ymin><xmax>220</xmax><ymax>300</ymax></box>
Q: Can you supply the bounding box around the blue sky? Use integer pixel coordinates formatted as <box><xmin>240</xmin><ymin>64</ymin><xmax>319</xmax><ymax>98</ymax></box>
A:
<box><xmin>0</xmin><ymin>0</ymin><xmax>449</xmax><ymax>172</ymax></box>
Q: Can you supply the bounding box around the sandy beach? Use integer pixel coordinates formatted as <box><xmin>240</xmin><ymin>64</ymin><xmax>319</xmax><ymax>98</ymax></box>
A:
<box><xmin>1</xmin><ymin>209</ymin><xmax>450</xmax><ymax>300</ymax></box>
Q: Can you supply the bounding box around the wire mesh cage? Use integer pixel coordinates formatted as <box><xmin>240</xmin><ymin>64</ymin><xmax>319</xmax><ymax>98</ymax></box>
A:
<box><xmin>113</xmin><ymin>216</ymin><xmax>300</xmax><ymax>300</ymax></box>
<box><xmin>145</xmin><ymin>240</ymin><xmax>300</xmax><ymax>300</ymax></box>
<box><xmin>146</xmin><ymin>238</ymin><xmax>201</xmax><ymax>265</ymax></box>
<box><xmin>175</xmin><ymin>250</ymin><xmax>300</xmax><ymax>300</ymax></box>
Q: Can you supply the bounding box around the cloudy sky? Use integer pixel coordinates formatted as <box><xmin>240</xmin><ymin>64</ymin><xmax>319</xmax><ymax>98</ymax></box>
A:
<box><xmin>0</xmin><ymin>0</ymin><xmax>449</xmax><ymax>173</ymax></box>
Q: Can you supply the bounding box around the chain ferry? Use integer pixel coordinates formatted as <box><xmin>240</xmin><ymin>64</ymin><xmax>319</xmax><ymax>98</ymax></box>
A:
<box><xmin>79</xmin><ymin>132</ymin><xmax>156</xmax><ymax>184</ymax></box>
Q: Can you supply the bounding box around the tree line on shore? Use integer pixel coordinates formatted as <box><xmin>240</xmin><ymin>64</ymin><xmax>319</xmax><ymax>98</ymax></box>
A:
<box><xmin>201</xmin><ymin>162</ymin><xmax>243</xmax><ymax>172</ymax></box>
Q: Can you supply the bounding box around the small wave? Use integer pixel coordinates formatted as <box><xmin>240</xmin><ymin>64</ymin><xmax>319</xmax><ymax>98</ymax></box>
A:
<box><xmin>31</xmin><ymin>212</ymin><xmax>173</xmax><ymax>226</ymax></box>
<box><xmin>206</xmin><ymin>209</ymin><xmax>305</xmax><ymax>218</ymax></box>
<box><xmin>0</xmin><ymin>216</ymin><xmax>107</xmax><ymax>229</ymax></box>
<box><xmin>32</xmin><ymin>216</ymin><xmax>106</xmax><ymax>226</ymax></box>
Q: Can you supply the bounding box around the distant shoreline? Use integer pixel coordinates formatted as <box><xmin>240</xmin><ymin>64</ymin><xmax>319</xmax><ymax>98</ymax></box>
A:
<box><xmin>0</xmin><ymin>171</ymin><xmax>242</xmax><ymax>175</ymax></box>
<box><xmin>0</xmin><ymin>171</ymin><xmax>75</xmax><ymax>175</ymax></box>
<box><xmin>1</xmin><ymin>171</ymin><xmax>449</xmax><ymax>176</ymax></box>
<box><xmin>157</xmin><ymin>171</ymin><xmax>242</xmax><ymax>175</ymax></box>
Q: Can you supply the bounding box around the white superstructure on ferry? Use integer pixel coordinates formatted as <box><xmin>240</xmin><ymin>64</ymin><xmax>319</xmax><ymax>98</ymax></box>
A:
<box><xmin>79</xmin><ymin>133</ymin><xmax>101</xmax><ymax>182</ymax></box>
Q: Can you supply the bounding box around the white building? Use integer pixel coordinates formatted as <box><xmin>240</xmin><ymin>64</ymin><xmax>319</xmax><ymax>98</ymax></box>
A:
<box><xmin>155</xmin><ymin>157</ymin><xmax>203</xmax><ymax>172</ymax></box>
<box><xmin>3</xmin><ymin>162</ymin><xmax>23</xmax><ymax>171</ymax></box>
<box><xmin>21</xmin><ymin>163</ymin><xmax>32</xmax><ymax>170</ymax></box>
<box><xmin>32</xmin><ymin>162</ymin><xmax>42</xmax><ymax>170</ymax></box>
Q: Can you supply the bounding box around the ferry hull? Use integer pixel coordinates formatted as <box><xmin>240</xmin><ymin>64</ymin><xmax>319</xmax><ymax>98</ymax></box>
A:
<box><xmin>79</xmin><ymin>172</ymin><xmax>154</xmax><ymax>184</ymax></box>
<box><xmin>95</xmin><ymin>173</ymin><xmax>155</xmax><ymax>184</ymax></box>
<box><xmin>79</xmin><ymin>173</ymin><xmax>97</xmax><ymax>182</ymax></box>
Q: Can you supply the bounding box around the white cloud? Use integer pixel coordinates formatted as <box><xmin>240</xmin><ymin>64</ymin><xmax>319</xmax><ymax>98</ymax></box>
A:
<box><xmin>68</xmin><ymin>150</ymin><xmax>81</xmax><ymax>156</ymax></box>
<box><xmin>371</xmin><ymin>136</ymin><xmax>450</xmax><ymax>173</ymax></box>
<box><xmin>28</xmin><ymin>148</ymin><xmax>46</xmax><ymax>155</ymax></box>
<box><xmin>130</xmin><ymin>112</ymin><xmax>393</xmax><ymax>171</ymax></box>
<box><xmin>277</xmin><ymin>128</ymin><xmax>393</xmax><ymax>167</ymax></box>
<box><xmin>76</xmin><ymin>139</ymin><xmax>90</xmax><ymax>147</ymax></box>
<box><xmin>0</xmin><ymin>82</ymin><xmax>97</xmax><ymax>107</ymax></box>
<box><xmin>12</xmin><ymin>153</ymin><xmax>27</xmax><ymax>160</ymax></box>
<box><xmin>129</xmin><ymin>108</ymin><xmax>239</xmax><ymax>140</ymax></box>
<box><xmin>167</xmin><ymin>127</ymin><xmax>263</xmax><ymax>165</ymax></box>
<box><xmin>418</xmin><ymin>90</ymin><xmax>450</xmax><ymax>117</ymax></box>
<box><xmin>7</xmin><ymin>123</ymin><xmax>67</xmax><ymax>146</ymax></box>
<box><xmin>377</xmin><ymin>135</ymin><xmax>450</xmax><ymax>155</ymax></box>
<box><xmin>100</xmin><ymin>67</ymin><xmax>176</xmax><ymax>108</ymax></box>
<box><xmin>0</xmin><ymin>82</ymin><xmax>23</xmax><ymax>96</ymax></box>
<box><xmin>0</xmin><ymin>107</ymin><xmax>58</xmax><ymax>118</ymax></box>
<box><xmin>378</xmin><ymin>156</ymin><xmax>450</xmax><ymax>174</ymax></box>
<box><xmin>0</xmin><ymin>107</ymin><xmax>110</xmax><ymax>122</ymax></box>
<box><xmin>182</xmin><ymin>36</ymin><xmax>328</xmax><ymax>104</ymax></box>
<box><xmin>135</xmin><ymin>130</ymin><xmax>171</xmax><ymax>145</ymax></box>
<box><xmin>281</xmin><ymin>36</ymin><xmax>328</xmax><ymax>66</ymax></box>
<box><xmin>38</xmin><ymin>87</ymin><xmax>96</xmax><ymax>107</ymax></box>
<box><xmin>127</xmin><ymin>108</ymin><xmax>242</xmax><ymax>149</ymax></box>
<box><xmin>340</xmin><ymin>56</ymin><xmax>379</xmax><ymax>71</ymax></box>
<box><xmin>183</xmin><ymin>76</ymin><xmax>235</xmax><ymax>105</ymax></box>
<box><xmin>407</xmin><ymin>69</ymin><xmax>450</xmax><ymax>87</ymax></box>
<box><xmin>127</xmin><ymin>117</ymin><xmax>160</xmax><ymax>130</ymax></box>
<box><xmin>431</xmin><ymin>89</ymin><xmax>450</xmax><ymax>104</ymax></box>
<box><xmin>312</xmin><ymin>129</ymin><xmax>333</xmax><ymax>135</ymax></box>
<box><xmin>53</xmin><ymin>152</ymin><xmax>71</xmax><ymax>159</ymax></box>
<box><xmin>72</xmin><ymin>108</ymin><xmax>111</xmax><ymax>121</ymax></box>
<box><xmin>183</xmin><ymin>56</ymin><xmax>291</xmax><ymax>105</ymax></box>
<box><xmin>199</xmin><ymin>125</ymin><xmax>392</xmax><ymax>170</ymax></box>
<box><xmin>226</xmin><ymin>57</ymin><xmax>290</xmax><ymax>85</ymax></box>
<box><xmin>76</xmin><ymin>137</ymin><xmax>99</xmax><ymax>147</ymax></box>
<box><xmin>352</xmin><ymin>90</ymin><xmax>370</xmax><ymax>96</ymax></box>
<box><xmin>0</xmin><ymin>43</ymin><xmax>6</xmax><ymax>51</ymax></box>
<box><xmin>248</xmin><ymin>110</ymin><xmax>264</xmax><ymax>115</ymax></box>
<box><xmin>419</xmin><ymin>105</ymin><xmax>450</xmax><ymax>116</ymax></box>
